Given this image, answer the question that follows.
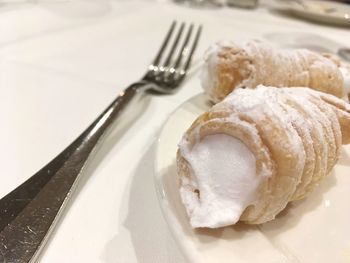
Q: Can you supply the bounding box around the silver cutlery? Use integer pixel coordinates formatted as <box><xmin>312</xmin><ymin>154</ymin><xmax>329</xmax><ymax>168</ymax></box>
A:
<box><xmin>0</xmin><ymin>21</ymin><xmax>202</xmax><ymax>263</ymax></box>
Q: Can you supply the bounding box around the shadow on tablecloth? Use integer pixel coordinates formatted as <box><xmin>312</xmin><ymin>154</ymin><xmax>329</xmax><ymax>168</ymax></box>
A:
<box><xmin>101</xmin><ymin>145</ymin><xmax>186</xmax><ymax>263</ymax></box>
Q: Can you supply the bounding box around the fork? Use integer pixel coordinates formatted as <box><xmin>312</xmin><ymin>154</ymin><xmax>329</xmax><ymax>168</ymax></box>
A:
<box><xmin>0</xmin><ymin>21</ymin><xmax>202</xmax><ymax>263</ymax></box>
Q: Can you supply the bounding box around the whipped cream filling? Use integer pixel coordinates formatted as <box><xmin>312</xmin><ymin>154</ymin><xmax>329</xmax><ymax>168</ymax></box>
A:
<box><xmin>180</xmin><ymin>134</ymin><xmax>259</xmax><ymax>228</ymax></box>
<box><xmin>200</xmin><ymin>43</ymin><xmax>220</xmax><ymax>98</ymax></box>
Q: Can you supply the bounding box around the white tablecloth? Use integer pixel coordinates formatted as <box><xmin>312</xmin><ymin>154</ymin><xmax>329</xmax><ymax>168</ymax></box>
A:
<box><xmin>0</xmin><ymin>1</ymin><xmax>349</xmax><ymax>262</ymax></box>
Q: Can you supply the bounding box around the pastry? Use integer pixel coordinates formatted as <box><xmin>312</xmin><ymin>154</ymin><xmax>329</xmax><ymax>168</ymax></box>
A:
<box><xmin>177</xmin><ymin>85</ymin><xmax>350</xmax><ymax>228</ymax></box>
<box><xmin>201</xmin><ymin>40</ymin><xmax>350</xmax><ymax>103</ymax></box>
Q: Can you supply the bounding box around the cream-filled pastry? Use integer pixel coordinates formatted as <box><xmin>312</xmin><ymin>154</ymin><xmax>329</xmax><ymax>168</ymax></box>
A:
<box><xmin>177</xmin><ymin>86</ymin><xmax>350</xmax><ymax>228</ymax></box>
<box><xmin>201</xmin><ymin>40</ymin><xmax>350</xmax><ymax>103</ymax></box>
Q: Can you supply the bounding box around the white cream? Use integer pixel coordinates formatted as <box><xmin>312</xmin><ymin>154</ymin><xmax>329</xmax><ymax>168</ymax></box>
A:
<box><xmin>180</xmin><ymin>134</ymin><xmax>260</xmax><ymax>228</ymax></box>
<box><xmin>200</xmin><ymin>43</ymin><xmax>220</xmax><ymax>98</ymax></box>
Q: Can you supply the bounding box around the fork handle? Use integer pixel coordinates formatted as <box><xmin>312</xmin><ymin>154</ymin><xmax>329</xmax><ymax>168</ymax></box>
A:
<box><xmin>0</xmin><ymin>81</ymin><xmax>148</xmax><ymax>263</ymax></box>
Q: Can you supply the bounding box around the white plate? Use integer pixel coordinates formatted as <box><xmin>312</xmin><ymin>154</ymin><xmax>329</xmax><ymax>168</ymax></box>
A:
<box><xmin>275</xmin><ymin>0</ymin><xmax>350</xmax><ymax>26</ymax></box>
<box><xmin>154</xmin><ymin>92</ymin><xmax>350</xmax><ymax>263</ymax></box>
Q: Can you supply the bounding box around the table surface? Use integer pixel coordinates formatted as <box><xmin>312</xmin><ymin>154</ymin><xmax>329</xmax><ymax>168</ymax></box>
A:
<box><xmin>0</xmin><ymin>1</ymin><xmax>349</xmax><ymax>262</ymax></box>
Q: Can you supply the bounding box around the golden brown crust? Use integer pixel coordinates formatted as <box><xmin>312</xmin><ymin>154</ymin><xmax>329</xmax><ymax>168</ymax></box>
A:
<box><xmin>212</xmin><ymin>45</ymin><xmax>253</xmax><ymax>102</ymax></box>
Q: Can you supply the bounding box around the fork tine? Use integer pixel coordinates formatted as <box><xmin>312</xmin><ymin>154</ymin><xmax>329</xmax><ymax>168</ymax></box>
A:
<box><xmin>144</xmin><ymin>22</ymin><xmax>202</xmax><ymax>91</ymax></box>
<box><xmin>182</xmin><ymin>25</ymin><xmax>202</xmax><ymax>73</ymax></box>
<box><xmin>173</xmin><ymin>24</ymin><xmax>194</xmax><ymax>70</ymax></box>
<box><xmin>151</xmin><ymin>21</ymin><xmax>177</xmax><ymax>67</ymax></box>
<box><xmin>162</xmin><ymin>22</ymin><xmax>185</xmax><ymax>68</ymax></box>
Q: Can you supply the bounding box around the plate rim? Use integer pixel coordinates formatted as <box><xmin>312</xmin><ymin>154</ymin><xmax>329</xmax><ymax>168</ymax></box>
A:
<box><xmin>275</xmin><ymin>0</ymin><xmax>350</xmax><ymax>26</ymax></box>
